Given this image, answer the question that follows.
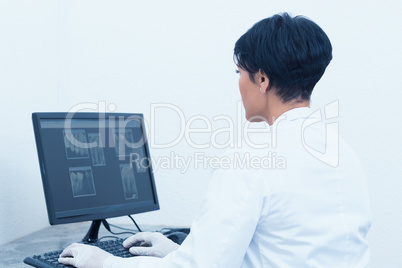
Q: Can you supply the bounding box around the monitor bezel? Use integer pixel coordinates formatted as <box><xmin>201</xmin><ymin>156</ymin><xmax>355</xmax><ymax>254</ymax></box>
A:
<box><xmin>32</xmin><ymin>112</ymin><xmax>160</xmax><ymax>225</ymax></box>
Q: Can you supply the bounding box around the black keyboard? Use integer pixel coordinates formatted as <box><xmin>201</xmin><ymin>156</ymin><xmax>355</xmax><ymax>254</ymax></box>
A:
<box><xmin>23</xmin><ymin>238</ymin><xmax>132</xmax><ymax>268</ymax></box>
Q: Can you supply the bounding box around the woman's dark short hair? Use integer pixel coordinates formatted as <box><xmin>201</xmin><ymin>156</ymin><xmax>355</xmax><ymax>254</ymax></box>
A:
<box><xmin>234</xmin><ymin>13</ymin><xmax>332</xmax><ymax>103</ymax></box>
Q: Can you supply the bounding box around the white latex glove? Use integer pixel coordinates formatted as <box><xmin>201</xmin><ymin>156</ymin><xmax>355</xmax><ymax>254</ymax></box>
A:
<box><xmin>58</xmin><ymin>243</ymin><xmax>113</xmax><ymax>268</ymax></box>
<box><xmin>123</xmin><ymin>232</ymin><xmax>179</xmax><ymax>258</ymax></box>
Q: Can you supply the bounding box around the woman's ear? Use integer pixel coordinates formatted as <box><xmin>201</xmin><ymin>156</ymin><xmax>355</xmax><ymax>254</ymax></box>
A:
<box><xmin>259</xmin><ymin>70</ymin><xmax>269</xmax><ymax>93</ymax></box>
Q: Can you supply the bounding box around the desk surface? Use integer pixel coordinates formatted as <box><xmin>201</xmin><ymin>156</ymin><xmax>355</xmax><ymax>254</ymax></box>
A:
<box><xmin>0</xmin><ymin>222</ymin><xmax>155</xmax><ymax>268</ymax></box>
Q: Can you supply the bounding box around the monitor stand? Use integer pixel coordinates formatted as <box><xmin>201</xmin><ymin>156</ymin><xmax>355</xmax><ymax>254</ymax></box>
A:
<box><xmin>82</xmin><ymin>220</ymin><xmax>105</xmax><ymax>243</ymax></box>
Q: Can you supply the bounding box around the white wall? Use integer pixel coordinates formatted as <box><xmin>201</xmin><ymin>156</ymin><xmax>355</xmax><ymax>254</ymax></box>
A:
<box><xmin>0</xmin><ymin>0</ymin><xmax>58</xmax><ymax>245</ymax></box>
<box><xmin>1</xmin><ymin>0</ymin><xmax>401</xmax><ymax>266</ymax></box>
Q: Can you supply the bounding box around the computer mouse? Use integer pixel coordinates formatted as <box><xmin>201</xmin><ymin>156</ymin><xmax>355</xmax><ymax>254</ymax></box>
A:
<box><xmin>165</xmin><ymin>231</ymin><xmax>188</xmax><ymax>245</ymax></box>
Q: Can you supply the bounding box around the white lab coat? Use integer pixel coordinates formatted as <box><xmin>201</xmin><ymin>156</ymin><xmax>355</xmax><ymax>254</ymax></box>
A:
<box><xmin>104</xmin><ymin>107</ymin><xmax>372</xmax><ymax>268</ymax></box>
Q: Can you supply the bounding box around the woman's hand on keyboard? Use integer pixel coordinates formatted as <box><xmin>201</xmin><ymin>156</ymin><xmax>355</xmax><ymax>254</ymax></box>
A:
<box><xmin>58</xmin><ymin>243</ymin><xmax>113</xmax><ymax>268</ymax></box>
<box><xmin>123</xmin><ymin>232</ymin><xmax>179</xmax><ymax>258</ymax></box>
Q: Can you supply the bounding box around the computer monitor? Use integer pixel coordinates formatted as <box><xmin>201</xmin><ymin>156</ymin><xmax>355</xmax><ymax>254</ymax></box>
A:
<box><xmin>32</xmin><ymin>112</ymin><xmax>159</xmax><ymax>242</ymax></box>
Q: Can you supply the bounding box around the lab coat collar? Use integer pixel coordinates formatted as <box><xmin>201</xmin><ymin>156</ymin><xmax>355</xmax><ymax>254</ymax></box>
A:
<box><xmin>275</xmin><ymin>107</ymin><xmax>314</xmax><ymax>123</ymax></box>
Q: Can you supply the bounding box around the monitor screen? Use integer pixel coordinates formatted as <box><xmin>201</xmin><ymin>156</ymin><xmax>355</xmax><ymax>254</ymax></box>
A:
<box><xmin>32</xmin><ymin>112</ymin><xmax>159</xmax><ymax>225</ymax></box>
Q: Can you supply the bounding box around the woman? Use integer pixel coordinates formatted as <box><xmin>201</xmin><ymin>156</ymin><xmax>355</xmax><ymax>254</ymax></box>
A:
<box><xmin>59</xmin><ymin>12</ymin><xmax>372</xmax><ymax>268</ymax></box>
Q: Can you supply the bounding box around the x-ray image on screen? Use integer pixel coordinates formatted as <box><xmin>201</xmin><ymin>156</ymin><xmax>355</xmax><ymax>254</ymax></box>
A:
<box><xmin>130</xmin><ymin>146</ymin><xmax>147</xmax><ymax>173</ymax></box>
<box><xmin>120</xmin><ymin>164</ymin><xmax>139</xmax><ymax>200</ymax></box>
<box><xmin>63</xmin><ymin>130</ymin><xmax>89</xmax><ymax>159</ymax></box>
<box><xmin>88</xmin><ymin>133</ymin><xmax>106</xmax><ymax>166</ymax></box>
<box><xmin>69</xmin><ymin>166</ymin><xmax>96</xmax><ymax>197</ymax></box>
